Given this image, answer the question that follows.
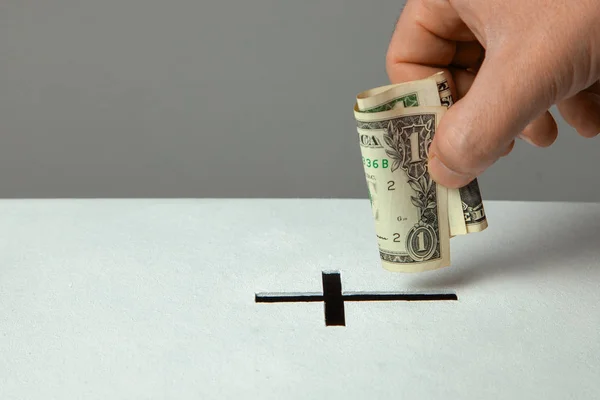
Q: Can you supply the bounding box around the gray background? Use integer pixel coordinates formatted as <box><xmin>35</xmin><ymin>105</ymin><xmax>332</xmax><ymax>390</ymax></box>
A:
<box><xmin>0</xmin><ymin>0</ymin><xmax>598</xmax><ymax>201</ymax></box>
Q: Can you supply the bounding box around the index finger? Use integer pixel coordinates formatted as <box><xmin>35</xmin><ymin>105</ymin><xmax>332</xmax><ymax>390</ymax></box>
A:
<box><xmin>386</xmin><ymin>0</ymin><xmax>478</xmax><ymax>85</ymax></box>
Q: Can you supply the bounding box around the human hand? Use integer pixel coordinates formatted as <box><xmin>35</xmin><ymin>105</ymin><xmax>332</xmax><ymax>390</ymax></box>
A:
<box><xmin>386</xmin><ymin>0</ymin><xmax>600</xmax><ymax>188</ymax></box>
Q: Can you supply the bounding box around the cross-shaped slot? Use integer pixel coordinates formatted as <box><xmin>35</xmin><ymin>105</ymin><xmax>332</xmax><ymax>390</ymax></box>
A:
<box><xmin>255</xmin><ymin>271</ymin><xmax>457</xmax><ymax>326</ymax></box>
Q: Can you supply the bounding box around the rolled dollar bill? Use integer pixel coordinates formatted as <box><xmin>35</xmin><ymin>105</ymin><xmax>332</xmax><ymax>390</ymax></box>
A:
<box><xmin>353</xmin><ymin>72</ymin><xmax>488</xmax><ymax>272</ymax></box>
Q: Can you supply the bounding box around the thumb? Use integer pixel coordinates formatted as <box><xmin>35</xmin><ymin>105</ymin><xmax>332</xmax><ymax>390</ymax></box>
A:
<box><xmin>427</xmin><ymin>52</ymin><xmax>553</xmax><ymax>188</ymax></box>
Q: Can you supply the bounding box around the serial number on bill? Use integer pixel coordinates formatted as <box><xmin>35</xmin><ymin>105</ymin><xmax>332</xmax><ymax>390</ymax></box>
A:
<box><xmin>362</xmin><ymin>157</ymin><xmax>389</xmax><ymax>169</ymax></box>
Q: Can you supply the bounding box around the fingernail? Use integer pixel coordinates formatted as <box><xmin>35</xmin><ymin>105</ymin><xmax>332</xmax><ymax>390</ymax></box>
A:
<box><xmin>427</xmin><ymin>153</ymin><xmax>474</xmax><ymax>188</ymax></box>
<box><xmin>518</xmin><ymin>133</ymin><xmax>539</xmax><ymax>147</ymax></box>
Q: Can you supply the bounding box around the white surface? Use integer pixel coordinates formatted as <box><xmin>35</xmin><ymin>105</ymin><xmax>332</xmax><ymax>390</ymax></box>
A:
<box><xmin>1</xmin><ymin>199</ymin><xmax>599</xmax><ymax>399</ymax></box>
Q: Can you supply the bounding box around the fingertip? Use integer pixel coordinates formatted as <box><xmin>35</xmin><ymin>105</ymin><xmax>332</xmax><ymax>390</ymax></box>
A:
<box><xmin>427</xmin><ymin>99</ymin><xmax>496</xmax><ymax>188</ymax></box>
<box><xmin>557</xmin><ymin>92</ymin><xmax>600</xmax><ymax>138</ymax></box>
<box><xmin>579</xmin><ymin>129</ymin><xmax>600</xmax><ymax>138</ymax></box>
<box><xmin>501</xmin><ymin>140</ymin><xmax>515</xmax><ymax>157</ymax></box>
<box><xmin>427</xmin><ymin>152</ymin><xmax>475</xmax><ymax>189</ymax></box>
<box><xmin>519</xmin><ymin>111</ymin><xmax>558</xmax><ymax>147</ymax></box>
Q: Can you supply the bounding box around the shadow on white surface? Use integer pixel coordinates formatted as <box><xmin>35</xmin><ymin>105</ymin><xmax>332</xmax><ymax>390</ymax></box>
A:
<box><xmin>411</xmin><ymin>203</ymin><xmax>600</xmax><ymax>289</ymax></box>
